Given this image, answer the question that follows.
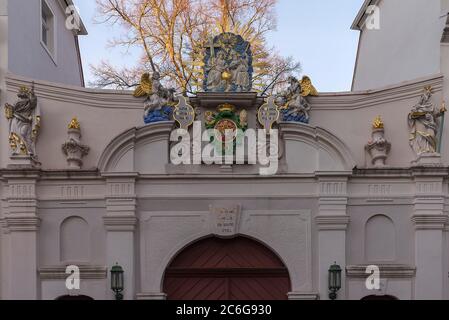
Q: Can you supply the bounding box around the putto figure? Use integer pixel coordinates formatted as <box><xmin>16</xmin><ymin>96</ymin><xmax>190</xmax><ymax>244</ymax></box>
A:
<box><xmin>4</xmin><ymin>84</ymin><xmax>41</xmax><ymax>159</ymax></box>
<box><xmin>134</xmin><ymin>72</ymin><xmax>177</xmax><ymax>124</ymax></box>
<box><xmin>203</xmin><ymin>33</ymin><xmax>253</xmax><ymax>92</ymax></box>
<box><xmin>408</xmin><ymin>86</ymin><xmax>445</xmax><ymax>156</ymax></box>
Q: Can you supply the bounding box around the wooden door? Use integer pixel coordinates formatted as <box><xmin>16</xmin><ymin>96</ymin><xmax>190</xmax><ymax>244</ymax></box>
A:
<box><xmin>163</xmin><ymin>237</ymin><xmax>291</xmax><ymax>300</ymax></box>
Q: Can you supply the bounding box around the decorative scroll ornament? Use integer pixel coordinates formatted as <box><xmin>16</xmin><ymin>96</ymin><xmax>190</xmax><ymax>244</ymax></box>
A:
<box><xmin>408</xmin><ymin>86</ymin><xmax>445</xmax><ymax>157</ymax></box>
<box><xmin>258</xmin><ymin>96</ymin><xmax>280</xmax><ymax>133</ymax></box>
<box><xmin>365</xmin><ymin>116</ymin><xmax>391</xmax><ymax>167</ymax></box>
<box><xmin>173</xmin><ymin>96</ymin><xmax>195</xmax><ymax>130</ymax></box>
<box><xmin>134</xmin><ymin>72</ymin><xmax>177</xmax><ymax>124</ymax></box>
<box><xmin>4</xmin><ymin>84</ymin><xmax>41</xmax><ymax>160</ymax></box>
<box><xmin>203</xmin><ymin>33</ymin><xmax>253</xmax><ymax>92</ymax></box>
<box><xmin>62</xmin><ymin>118</ymin><xmax>90</xmax><ymax>169</ymax></box>
<box><xmin>276</xmin><ymin>76</ymin><xmax>317</xmax><ymax>124</ymax></box>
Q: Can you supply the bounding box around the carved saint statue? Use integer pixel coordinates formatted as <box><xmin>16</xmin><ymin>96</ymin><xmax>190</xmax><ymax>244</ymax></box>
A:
<box><xmin>408</xmin><ymin>87</ymin><xmax>445</xmax><ymax>156</ymax></box>
<box><xmin>134</xmin><ymin>71</ymin><xmax>176</xmax><ymax>124</ymax></box>
<box><xmin>4</xmin><ymin>85</ymin><xmax>41</xmax><ymax>159</ymax></box>
<box><xmin>233</xmin><ymin>55</ymin><xmax>250</xmax><ymax>92</ymax></box>
<box><xmin>206</xmin><ymin>51</ymin><xmax>227</xmax><ymax>91</ymax></box>
<box><xmin>203</xmin><ymin>33</ymin><xmax>253</xmax><ymax>92</ymax></box>
<box><xmin>276</xmin><ymin>76</ymin><xmax>311</xmax><ymax>124</ymax></box>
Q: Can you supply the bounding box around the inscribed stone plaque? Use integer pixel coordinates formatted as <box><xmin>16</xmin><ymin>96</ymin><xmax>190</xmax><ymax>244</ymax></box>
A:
<box><xmin>209</xmin><ymin>205</ymin><xmax>241</xmax><ymax>237</ymax></box>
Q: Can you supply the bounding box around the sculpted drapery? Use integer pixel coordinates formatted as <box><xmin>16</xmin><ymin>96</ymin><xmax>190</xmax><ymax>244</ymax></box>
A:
<box><xmin>408</xmin><ymin>87</ymin><xmax>445</xmax><ymax>156</ymax></box>
<box><xmin>4</xmin><ymin>85</ymin><xmax>41</xmax><ymax>159</ymax></box>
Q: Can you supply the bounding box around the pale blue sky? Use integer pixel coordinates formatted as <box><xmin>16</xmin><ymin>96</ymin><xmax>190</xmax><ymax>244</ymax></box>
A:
<box><xmin>74</xmin><ymin>0</ymin><xmax>365</xmax><ymax>92</ymax></box>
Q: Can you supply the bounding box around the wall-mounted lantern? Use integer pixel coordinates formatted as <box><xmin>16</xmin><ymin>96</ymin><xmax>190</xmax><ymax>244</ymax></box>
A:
<box><xmin>110</xmin><ymin>263</ymin><xmax>124</xmax><ymax>300</ymax></box>
<box><xmin>328</xmin><ymin>262</ymin><xmax>342</xmax><ymax>300</ymax></box>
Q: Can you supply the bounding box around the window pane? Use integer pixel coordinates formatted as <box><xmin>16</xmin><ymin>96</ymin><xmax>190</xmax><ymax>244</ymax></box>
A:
<box><xmin>42</xmin><ymin>24</ymin><xmax>47</xmax><ymax>45</ymax></box>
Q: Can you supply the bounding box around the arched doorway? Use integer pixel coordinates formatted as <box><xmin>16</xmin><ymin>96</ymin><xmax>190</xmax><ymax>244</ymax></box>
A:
<box><xmin>361</xmin><ymin>295</ymin><xmax>398</xmax><ymax>300</ymax></box>
<box><xmin>163</xmin><ymin>237</ymin><xmax>291</xmax><ymax>300</ymax></box>
<box><xmin>55</xmin><ymin>295</ymin><xmax>94</xmax><ymax>300</ymax></box>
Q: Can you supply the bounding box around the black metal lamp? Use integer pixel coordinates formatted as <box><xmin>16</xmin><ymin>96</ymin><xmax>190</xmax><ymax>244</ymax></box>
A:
<box><xmin>328</xmin><ymin>262</ymin><xmax>342</xmax><ymax>300</ymax></box>
<box><xmin>110</xmin><ymin>263</ymin><xmax>124</xmax><ymax>300</ymax></box>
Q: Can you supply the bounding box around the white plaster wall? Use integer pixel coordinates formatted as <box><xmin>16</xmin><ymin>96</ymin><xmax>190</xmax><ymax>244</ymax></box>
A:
<box><xmin>0</xmin><ymin>0</ymin><xmax>7</xmax><ymax>300</ymax></box>
<box><xmin>41</xmin><ymin>280</ymin><xmax>107</xmax><ymax>300</ymax></box>
<box><xmin>347</xmin><ymin>204</ymin><xmax>414</xmax><ymax>266</ymax></box>
<box><xmin>347</xmin><ymin>279</ymin><xmax>413</xmax><ymax>300</ymax></box>
<box><xmin>352</xmin><ymin>0</ymin><xmax>446</xmax><ymax>91</ymax></box>
<box><xmin>38</xmin><ymin>204</ymin><xmax>107</xmax><ymax>267</ymax></box>
<box><xmin>7</xmin><ymin>0</ymin><xmax>83</xmax><ymax>86</ymax></box>
<box><xmin>139</xmin><ymin>206</ymin><xmax>314</xmax><ymax>295</ymax></box>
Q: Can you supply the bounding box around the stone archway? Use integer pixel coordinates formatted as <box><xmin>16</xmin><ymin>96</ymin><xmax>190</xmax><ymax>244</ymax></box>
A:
<box><xmin>55</xmin><ymin>295</ymin><xmax>94</xmax><ymax>300</ymax></box>
<box><xmin>361</xmin><ymin>295</ymin><xmax>398</xmax><ymax>300</ymax></box>
<box><xmin>163</xmin><ymin>237</ymin><xmax>291</xmax><ymax>300</ymax></box>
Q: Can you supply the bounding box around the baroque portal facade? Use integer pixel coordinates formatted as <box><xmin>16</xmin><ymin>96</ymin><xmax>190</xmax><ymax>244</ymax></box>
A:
<box><xmin>1</xmin><ymin>71</ymin><xmax>448</xmax><ymax>300</ymax></box>
<box><xmin>1</xmin><ymin>0</ymin><xmax>449</xmax><ymax>301</ymax></box>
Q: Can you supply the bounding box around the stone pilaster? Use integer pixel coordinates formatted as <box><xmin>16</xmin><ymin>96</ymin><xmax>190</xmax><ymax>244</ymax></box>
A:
<box><xmin>2</xmin><ymin>171</ymin><xmax>40</xmax><ymax>299</ymax></box>
<box><xmin>316</xmin><ymin>175</ymin><xmax>350</xmax><ymax>300</ymax></box>
<box><xmin>412</xmin><ymin>173</ymin><xmax>446</xmax><ymax>299</ymax></box>
<box><xmin>103</xmin><ymin>173</ymin><xmax>138</xmax><ymax>300</ymax></box>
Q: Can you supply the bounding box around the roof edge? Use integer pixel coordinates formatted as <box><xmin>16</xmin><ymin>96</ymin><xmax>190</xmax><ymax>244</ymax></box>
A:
<box><xmin>351</xmin><ymin>0</ymin><xmax>379</xmax><ymax>30</ymax></box>
<box><xmin>60</xmin><ymin>0</ymin><xmax>88</xmax><ymax>35</ymax></box>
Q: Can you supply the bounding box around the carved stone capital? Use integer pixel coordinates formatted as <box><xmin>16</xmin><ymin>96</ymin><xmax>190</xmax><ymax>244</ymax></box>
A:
<box><xmin>103</xmin><ymin>215</ymin><xmax>138</xmax><ymax>231</ymax></box>
<box><xmin>411</xmin><ymin>215</ymin><xmax>448</xmax><ymax>230</ymax></box>
<box><xmin>39</xmin><ymin>265</ymin><xmax>107</xmax><ymax>280</ymax></box>
<box><xmin>3</xmin><ymin>216</ymin><xmax>40</xmax><ymax>232</ymax></box>
<box><xmin>316</xmin><ymin>215</ymin><xmax>350</xmax><ymax>230</ymax></box>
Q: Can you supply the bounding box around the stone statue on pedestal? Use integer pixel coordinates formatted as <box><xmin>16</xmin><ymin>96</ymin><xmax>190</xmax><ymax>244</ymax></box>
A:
<box><xmin>276</xmin><ymin>77</ymin><xmax>312</xmax><ymax>124</ymax></box>
<box><xmin>4</xmin><ymin>84</ymin><xmax>41</xmax><ymax>161</ymax></box>
<box><xmin>133</xmin><ymin>72</ymin><xmax>177</xmax><ymax>124</ymax></box>
<box><xmin>408</xmin><ymin>86</ymin><xmax>445</xmax><ymax>158</ymax></box>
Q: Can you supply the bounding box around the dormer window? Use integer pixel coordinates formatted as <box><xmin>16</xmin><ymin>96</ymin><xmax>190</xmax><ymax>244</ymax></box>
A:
<box><xmin>41</xmin><ymin>0</ymin><xmax>56</xmax><ymax>61</ymax></box>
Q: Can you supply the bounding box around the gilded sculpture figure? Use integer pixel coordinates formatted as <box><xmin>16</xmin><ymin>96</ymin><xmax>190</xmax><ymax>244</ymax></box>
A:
<box><xmin>203</xmin><ymin>33</ymin><xmax>253</xmax><ymax>92</ymax></box>
<box><xmin>134</xmin><ymin>72</ymin><xmax>176</xmax><ymax>124</ymax></box>
<box><xmin>4</xmin><ymin>84</ymin><xmax>41</xmax><ymax>159</ymax></box>
<box><xmin>408</xmin><ymin>86</ymin><xmax>445</xmax><ymax>156</ymax></box>
<box><xmin>276</xmin><ymin>76</ymin><xmax>311</xmax><ymax>123</ymax></box>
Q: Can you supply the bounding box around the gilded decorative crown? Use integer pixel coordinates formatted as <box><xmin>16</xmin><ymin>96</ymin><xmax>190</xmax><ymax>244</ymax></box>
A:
<box><xmin>218</xmin><ymin>103</ymin><xmax>236</xmax><ymax>113</ymax></box>
<box><xmin>372</xmin><ymin>115</ymin><xmax>384</xmax><ymax>129</ymax></box>
<box><xmin>18</xmin><ymin>86</ymin><xmax>30</xmax><ymax>94</ymax></box>
<box><xmin>68</xmin><ymin>117</ymin><xmax>81</xmax><ymax>130</ymax></box>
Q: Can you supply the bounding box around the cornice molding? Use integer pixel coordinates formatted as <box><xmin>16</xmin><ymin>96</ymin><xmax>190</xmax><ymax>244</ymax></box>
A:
<box><xmin>315</xmin><ymin>215</ymin><xmax>350</xmax><ymax>230</ymax></box>
<box><xmin>5</xmin><ymin>74</ymin><xmax>142</xmax><ymax>109</ymax></box>
<box><xmin>103</xmin><ymin>215</ymin><xmax>138</xmax><ymax>231</ymax></box>
<box><xmin>411</xmin><ymin>215</ymin><xmax>448</xmax><ymax>230</ymax></box>
<box><xmin>287</xmin><ymin>292</ymin><xmax>319</xmax><ymax>300</ymax></box>
<box><xmin>39</xmin><ymin>265</ymin><xmax>107</xmax><ymax>280</ymax></box>
<box><xmin>346</xmin><ymin>264</ymin><xmax>416</xmax><ymax>279</ymax></box>
<box><xmin>5</xmin><ymin>73</ymin><xmax>443</xmax><ymax>112</ymax></box>
<box><xmin>309</xmin><ymin>74</ymin><xmax>443</xmax><ymax>110</ymax></box>
<box><xmin>3</xmin><ymin>216</ymin><xmax>40</xmax><ymax>231</ymax></box>
<box><xmin>136</xmin><ymin>293</ymin><xmax>167</xmax><ymax>300</ymax></box>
